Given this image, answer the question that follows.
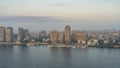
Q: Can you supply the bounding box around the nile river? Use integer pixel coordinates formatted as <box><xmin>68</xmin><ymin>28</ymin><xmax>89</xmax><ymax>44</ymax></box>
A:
<box><xmin>0</xmin><ymin>46</ymin><xmax>120</xmax><ymax>68</ymax></box>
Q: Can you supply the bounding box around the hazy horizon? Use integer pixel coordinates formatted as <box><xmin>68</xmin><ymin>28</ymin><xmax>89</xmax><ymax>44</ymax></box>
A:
<box><xmin>0</xmin><ymin>0</ymin><xmax>120</xmax><ymax>32</ymax></box>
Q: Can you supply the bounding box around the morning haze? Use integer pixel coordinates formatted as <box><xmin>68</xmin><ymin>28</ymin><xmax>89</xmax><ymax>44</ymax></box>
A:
<box><xmin>0</xmin><ymin>0</ymin><xmax>120</xmax><ymax>32</ymax></box>
<box><xmin>0</xmin><ymin>0</ymin><xmax>120</xmax><ymax>68</ymax></box>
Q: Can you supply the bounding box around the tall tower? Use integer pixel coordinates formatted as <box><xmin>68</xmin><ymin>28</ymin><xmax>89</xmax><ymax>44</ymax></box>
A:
<box><xmin>5</xmin><ymin>27</ymin><xmax>13</xmax><ymax>42</ymax></box>
<box><xmin>58</xmin><ymin>32</ymin><xmax>64</xmax><ymax>43</ymax></box>
<box><xmin>64</xmin><ymin>25</ymin><xmax>71</xmax><ymax>44</ymax></box>
<box><xmin>0</xmin><ymin>26</ymin><xmax>5</xmax><ymax>42</ymax></box>
<box><xmin>24</xmin><ymin>29</ymin><xmax>30</xmax><ymax>41</ymax></box>
<box><xmin>18</xmin><ymin>27</ymin><xmax>25</xmax><ymax>41</ymax></box>
<box><xmin>50</xmin><ymin>30</ymin><xmax>58</xmax><ymax>45</ymax></box>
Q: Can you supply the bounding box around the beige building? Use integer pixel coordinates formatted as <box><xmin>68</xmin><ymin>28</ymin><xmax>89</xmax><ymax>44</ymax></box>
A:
<box><xmin>64</xmin><ymin>25</ymin><xmax>71</xmax><ymax>44</ymax></box>
<box><xmin>74</xmin><ymin>34</ymin><xmax>87</xmax><ymax>44</ymax></box>
<box><xmin>50</xmin><ymin>30</ymin><xmax>58</xmax><ymax>44</ymax></box>
<box><xmin>0</xmin><ymin>26</ymin><xmax>5</xmax><ymax>42</ymax></box>
<box><xmin>58</xmin><ymin>32</ymin><xmax>64</xmax><ymax>43</ymax></box>
<box><xmin>5</xmin><ymin>27</ymin><xmax>13</xmax><ymax>42</ymax></box>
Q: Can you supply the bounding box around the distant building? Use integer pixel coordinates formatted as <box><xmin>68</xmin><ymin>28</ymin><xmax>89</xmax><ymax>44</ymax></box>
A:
<box><xmin>50</xmin><ymin>30</ymin><xmax>58</xmax><ymax>44</ymax></box>
<box><xmin>38</xmin><ymin>30</ymin><xmax>47</xmax><ymax>42</ymax></box>
<box><xmin>18</xmin><ymin>27</ymin><xmax>25</xmax><ymax>41</ymax></box>
<box><xmin>74</xmin><ymin>34</ymin><xmax>87</xmax><ymax>44</ymax></box>
<box><xmin>0</xmin><ymin>26</ymin><xmax>5</xmax><ymax>42</ymax></box>
<box><xmin>58</xmin><ymin>32</ymin><xmax>64</xmax><ymax>43</ymax></box>
<box><xmin>98</xmin><ymin>34</ymin><xmax>104</xmax><ymax>40</ymax></box>
<box><xmin>39</xmin><ymin>30</ymin><xmax>47</xmax><ymax>37</ymax></box>
<box><xmin>5</xmin><ymin>27</ymin><xmax>13</xmax><ymax>42</ymax></box>
<box><xmin>24</xmin><ymin>29</ymin><xmax>30</xmax><ymax>41</ymax></box>
<box><xmin>87</xmin><ymin>39</ymin><xmax>98</xmax><ymax>46</ymax></box>
<box><xmin>64</xmin><ymin>25</ymin><xmax>71</xmax><ymax>44</ymax></box>
<box><xmin>30</xmin><ymin>32</ymin><xmax>39</xmax><ymax>39</ymax></box>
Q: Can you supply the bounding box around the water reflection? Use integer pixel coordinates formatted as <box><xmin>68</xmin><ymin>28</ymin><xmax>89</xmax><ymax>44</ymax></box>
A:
<box><xmin>49</xmin><ymin>48</ymin><xmax>72</xmax><ymax>68</ymax></box>
<box><xmin>0</xmin><ymin>46</ymin><xmax>120</xmax><ymax>68</ymax></box>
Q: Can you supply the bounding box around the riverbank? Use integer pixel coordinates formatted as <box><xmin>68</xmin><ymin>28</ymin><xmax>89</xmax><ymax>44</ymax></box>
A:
<box><xmin>47</xmin><ymin>45</ymin><xmax>81</xmax><ymax>48</ymax></box>
<box><xmin>0</xmin><ymin>42</ymin><xmax>120</xmax><ymax>48</ymax></box>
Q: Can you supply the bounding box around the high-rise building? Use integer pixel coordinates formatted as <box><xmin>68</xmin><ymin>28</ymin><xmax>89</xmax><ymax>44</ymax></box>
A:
<box><xmin>24</xmin><ymin>29</ymin><xmax>29</xmax><ymax>36</ymax></box>
<box><xmin>0</xmin><ymin>26</ymin><xmax>5</xmax><ymax>42</ymax></box>
<box><xmin>64</xmin><ymin>25</ymin><xmax>71</xmax><ymax>44</ymax></box>
<box><xmin>58</xmin><ymin>32</ymin><xmax>64</xmax><ymax>43</ymax></box>
<box><xmin>5</xmin><ymin>27</ymin><xmax>13</xmax><ymax>42</ymax></box>
<box><xmin>24</xmin><ymin>29</ymin><xmax>30</xmax><ymax>41</ymax></box>
<box><xmin>18</xmin><ymin>27</ymin><xmax>25</xmax><ymax>41</ymax></box>
<box><xmin>74</xmin><ymin>34</ymin><xmax>87</xmax><ymax>43</ymax></box>
<box><xmin>50</xmin><ymin>30</ymin><xmax>58</xmax><ymax>44</ymax></box>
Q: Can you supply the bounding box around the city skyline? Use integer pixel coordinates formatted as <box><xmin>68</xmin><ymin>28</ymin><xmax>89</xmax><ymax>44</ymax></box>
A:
<box><xmin>1</xmin><ymin>25</ymin><xmax>120</xmax><ymax>48</ymax></box>
<box><xmin>0</xmin><ymin>1</ymin><xmax>120</xmax><ymax>68</ymax></box>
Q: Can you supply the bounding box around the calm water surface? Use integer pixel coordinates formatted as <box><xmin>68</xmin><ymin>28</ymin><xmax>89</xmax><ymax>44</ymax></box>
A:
<box><xmin>0</xmin><ymin>46</ymin><xmax>120</xmax><ymax>68</ymax></box>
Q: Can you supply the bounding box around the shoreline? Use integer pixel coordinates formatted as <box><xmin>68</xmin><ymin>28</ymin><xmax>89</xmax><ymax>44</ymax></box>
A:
<box><xmin>0</xmin><ymin>42</ymin><xmax>120</xmax><ymax>48</ymax></box>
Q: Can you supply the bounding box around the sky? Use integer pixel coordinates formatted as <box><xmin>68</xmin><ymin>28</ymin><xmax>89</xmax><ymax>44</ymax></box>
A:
<box><xmin>0</xmin><ymin>0</ymin><xmax>120</xmax><ymax>32</ymax></box>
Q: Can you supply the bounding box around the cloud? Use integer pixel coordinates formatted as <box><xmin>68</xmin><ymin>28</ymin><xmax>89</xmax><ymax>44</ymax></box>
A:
<box><xmin>0</xmin><ymin>16</ymin><xmax>79</xmax><ymax>23</ymax></box>
<box><xmin>0</xmin><ymin>16</ymin><xmax>120</xmax><ymax>32</ymax></box>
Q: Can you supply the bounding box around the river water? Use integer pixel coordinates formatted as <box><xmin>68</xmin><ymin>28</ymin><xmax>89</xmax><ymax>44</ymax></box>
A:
<box><xmin>0</xmin><ymin>46</ymin><xmax>120</xmax><ymax>68</ymax></box>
